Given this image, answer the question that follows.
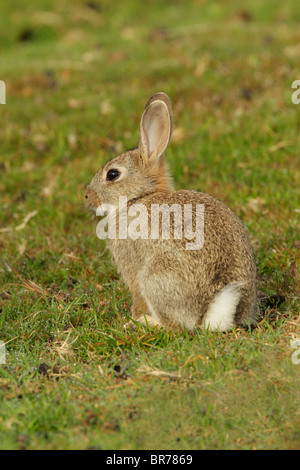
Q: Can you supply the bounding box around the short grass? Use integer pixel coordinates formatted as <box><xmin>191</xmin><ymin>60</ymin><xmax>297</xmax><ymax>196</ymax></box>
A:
<box><xmin>0</xmin><ymin>0</ymin><xmax>299</xmax><ymax>450</ymax></box>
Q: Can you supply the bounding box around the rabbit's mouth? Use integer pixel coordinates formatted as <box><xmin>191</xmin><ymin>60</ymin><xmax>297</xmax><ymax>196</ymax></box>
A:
<box><xmin>85</xmin><ymin>201</ymin><xmax>98</xmax><ymax>214</ymax></box>
<box><xmin>84</xmin><ymin>186</ymin><xmax>102</xmax><ymax>212</ymax></box>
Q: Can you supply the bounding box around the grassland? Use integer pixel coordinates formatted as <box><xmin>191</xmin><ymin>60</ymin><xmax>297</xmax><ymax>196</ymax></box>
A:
<box><xmin>0</xmin><ymin>0</ymin><xmax>299</xmax><ymax>450</ymax></box>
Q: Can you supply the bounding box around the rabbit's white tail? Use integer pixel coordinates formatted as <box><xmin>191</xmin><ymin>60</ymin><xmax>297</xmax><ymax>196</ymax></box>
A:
<box><xmin>203</xmin><ymin>283</ymin><xmax>243</xmax><ymax>331</ymax></box>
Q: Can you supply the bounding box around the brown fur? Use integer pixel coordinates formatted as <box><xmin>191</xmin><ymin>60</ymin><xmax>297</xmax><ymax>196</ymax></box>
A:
<box><xmin>85</xmin><ymin>93</ymin><xmax>259</xmax><ymax>331</ymax></box>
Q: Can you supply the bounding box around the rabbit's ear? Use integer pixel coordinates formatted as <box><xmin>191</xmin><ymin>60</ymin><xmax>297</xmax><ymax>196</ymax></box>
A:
<box><xmin>139</xmin><ymin>93</ymin><xmax>173</xmax><ymax>164</ymax></box>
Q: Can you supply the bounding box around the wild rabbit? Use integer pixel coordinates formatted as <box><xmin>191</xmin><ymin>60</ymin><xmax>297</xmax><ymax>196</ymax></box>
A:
<box><xmin>85</xmin><ymin>92</ymin><xmax>259</xmax><ymax>331</ymax></box>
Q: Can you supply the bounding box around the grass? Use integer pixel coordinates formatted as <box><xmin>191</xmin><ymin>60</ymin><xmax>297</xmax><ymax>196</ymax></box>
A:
<box><xmin>0</xmin><ymin>0</ymin><xmax>299</xmax><ymax>450</ymax></box>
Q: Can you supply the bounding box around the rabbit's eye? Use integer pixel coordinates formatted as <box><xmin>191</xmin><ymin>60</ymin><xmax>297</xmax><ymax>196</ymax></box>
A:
<box><xmin>106</xmin><ymin>169</ymin><xmax>120</xmax><ymax>181</ymax></box>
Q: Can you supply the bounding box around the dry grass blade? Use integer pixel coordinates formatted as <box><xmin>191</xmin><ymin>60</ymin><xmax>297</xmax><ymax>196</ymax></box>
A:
<box><xmin>136</xmin><ymin>364</ymin><xmax>181</xmax><ymax>379</ymax></box>
<box><xmin>1</xmin><ymin>258</ymin><xmax>13</xmax><ymax>272</ymax></box>
<box><xmin>0</xmin><ymin>210</ymin><xmax>38</xmax><ymax>233</ymax></box>
<box><xmin>18</xmin><ymin>277</ymin><xmax>49</xmax><ymax>298</ymax></box>
<box><xmin>52</xmin><ymin>330</ymin><xmax>78</xmax><ymax>362</ymax></box>
<box><xmin>8</xmin><ymin>269</ymin><xmax>65</xmax><ymax>301</ymax></box>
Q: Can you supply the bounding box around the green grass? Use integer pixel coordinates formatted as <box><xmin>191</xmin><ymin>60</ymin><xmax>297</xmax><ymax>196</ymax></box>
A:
<box><xmin>0</xmin><ymin>0</ymin><xmax>299</xmax><ymax>450</ymax></box>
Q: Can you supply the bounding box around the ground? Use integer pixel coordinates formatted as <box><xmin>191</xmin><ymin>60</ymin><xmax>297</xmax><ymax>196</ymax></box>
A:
<box><xmin>0</xmin><ymin>0</ymin><xmax>299</xmax><ymax>450</ymax></box>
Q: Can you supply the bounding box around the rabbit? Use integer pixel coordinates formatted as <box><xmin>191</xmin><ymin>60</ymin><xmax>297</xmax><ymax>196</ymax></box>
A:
<box><xmin>85</xmin><ymin>92</ymin><xmax>259</xmax><ymax>331</ymax></box>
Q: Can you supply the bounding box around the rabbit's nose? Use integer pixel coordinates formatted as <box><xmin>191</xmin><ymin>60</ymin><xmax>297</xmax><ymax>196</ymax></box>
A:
<box><xmin>85</xmin><ymin>193</ymin><xmax>88</xmax><ymax>199</ymax></box>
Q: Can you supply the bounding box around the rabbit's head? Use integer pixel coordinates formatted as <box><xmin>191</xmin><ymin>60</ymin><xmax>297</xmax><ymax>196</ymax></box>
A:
<box><xmin>85</xmin><ymin>92</ymin><xmax>174</xmax><ymax>211</ymax></box>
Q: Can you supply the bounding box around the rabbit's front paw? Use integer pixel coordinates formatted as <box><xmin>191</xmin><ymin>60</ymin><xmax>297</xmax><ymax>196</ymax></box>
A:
<box><xmin>124</xmin><ymin>315</ymin><xmax>160</xmax><ymax>330</ymax></box>
<box><xmin>124</xmin><ymin>319</ymin><xmax>137</xmax><ymax>330</ymax></box>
